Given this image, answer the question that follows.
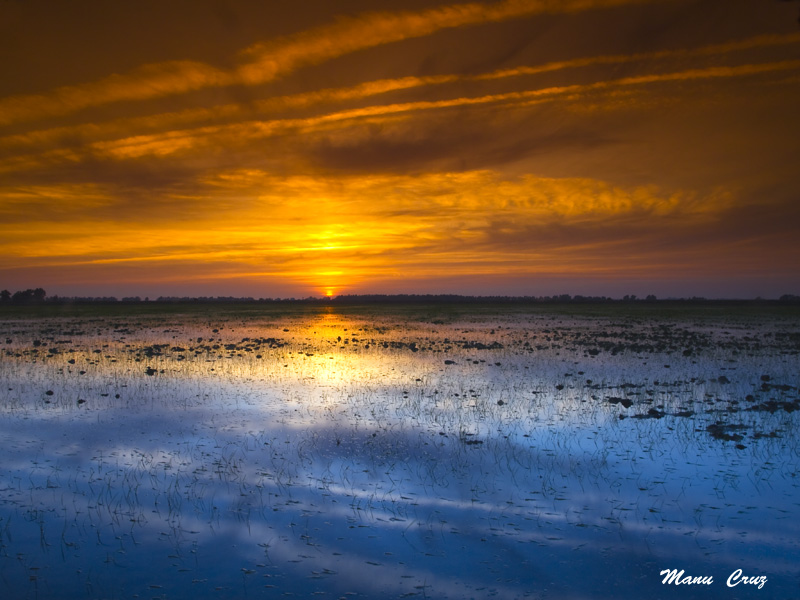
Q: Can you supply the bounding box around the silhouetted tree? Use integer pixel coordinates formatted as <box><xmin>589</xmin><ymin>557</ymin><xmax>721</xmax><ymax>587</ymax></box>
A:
<box><xmin>10</xmin><ymin>288</ymin><xmax>47</xmax><ymax>304</ymax></box>
<box><xmin>0</xmin><ymin>289</ymin><xmax>9</xmax><ymax>304</ymax></box>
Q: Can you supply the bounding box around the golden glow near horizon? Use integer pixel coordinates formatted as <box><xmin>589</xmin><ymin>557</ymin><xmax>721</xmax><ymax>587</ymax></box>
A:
<box><xmin>1</xmin><ymin>1</ymin><xmax>799</xmax><ymax>298</ymax></box>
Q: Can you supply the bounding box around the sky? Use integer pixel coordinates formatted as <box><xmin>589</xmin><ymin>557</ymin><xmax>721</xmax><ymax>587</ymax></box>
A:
<box><xmin>1</xmin><ymin>0</ymin><xmax>799</xmax><ymax>300</ymax></box>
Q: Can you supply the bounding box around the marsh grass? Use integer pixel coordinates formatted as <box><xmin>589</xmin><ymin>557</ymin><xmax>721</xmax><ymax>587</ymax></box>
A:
<box><xmin>1</xmin><ymin>303</ymin><xmax>799</xmax><ymax>598</ymax></box>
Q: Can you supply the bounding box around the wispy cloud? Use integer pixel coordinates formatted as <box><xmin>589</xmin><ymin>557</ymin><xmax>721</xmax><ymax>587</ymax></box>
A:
<box><xmin>3</xmin><ymin>27</ymin><xmax>798</xmax><ymax>177</ymax></box>
<box><xmin>0</xmin><ymin>0</ymin><xmax>656</xmax><ymax>128</ymax></box>
<box><xmin>0</xmin><ymin>61</ymin><xmax>230</xmax><ymax>128</ymax></box>
<box><xmin>4</xmin><ymin>30</ymin><xmax>798</xmax><ymax>168</ymax></box>
<box><xmin>235</xmin><ymin>0</ymin><xmax>655</xmax><ymax>84</ymax></box>
<box><xmin>0</xmin><ymin>170</ymin><xmax>739</xmax><ymax>279</ymax></box>
<box><xmin>4</xmin><ymin>56</ymin><xmax>795</xmax><ymax>173</ymax></box>
<box><xmin>477</xmin><ymin>32</ymin><xmax>800</xmax><ymax>80</ymax></box>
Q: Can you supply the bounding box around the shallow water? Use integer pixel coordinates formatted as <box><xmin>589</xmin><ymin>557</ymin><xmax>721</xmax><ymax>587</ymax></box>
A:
<box><xmin>1</xmin><ymin>305</ymin><xmax>799</xmax><ymax>598</ymax></box>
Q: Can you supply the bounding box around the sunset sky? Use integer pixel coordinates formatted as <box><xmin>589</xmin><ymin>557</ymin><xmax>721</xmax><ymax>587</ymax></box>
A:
<box><xmin>1</xmin><ymin>0</ymin><xmax>799</xmax><ymax>299</ymax></box>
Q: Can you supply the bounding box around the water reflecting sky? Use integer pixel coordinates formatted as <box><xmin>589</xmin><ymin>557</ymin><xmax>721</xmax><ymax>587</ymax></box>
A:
<box><xmin>1</xmin><ymin>306</ymin><xmax>799</xmax><ymax>598</ymax></box>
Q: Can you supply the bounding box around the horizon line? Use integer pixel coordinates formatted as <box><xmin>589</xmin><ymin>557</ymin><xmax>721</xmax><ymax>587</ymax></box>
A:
<box><xmin>3</xmin><ymin>289</ymin><xmax>799</xmax><ymax>305</ymax></box>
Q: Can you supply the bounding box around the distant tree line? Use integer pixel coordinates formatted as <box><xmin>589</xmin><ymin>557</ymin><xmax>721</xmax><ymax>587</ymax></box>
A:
<box><xmin>329</xmin><ymin>293</ymin><xmax>620</xmax><ymax>304</ymax></box>
<box><xmin>2</xmin><ymin>288</ymin><xmax>799</xmax><ymax>306</ymax></box>
<box><xmin>320</xmin><ymin>293</ymin><xmax>800</xmax><ymax>304</ymax></box>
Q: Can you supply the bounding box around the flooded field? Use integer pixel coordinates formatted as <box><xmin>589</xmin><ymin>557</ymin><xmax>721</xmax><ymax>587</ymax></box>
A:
<box><xmin>1</xmin><ymin>303</ymin><xmax>799</xmax><ymax>599</ymax></box>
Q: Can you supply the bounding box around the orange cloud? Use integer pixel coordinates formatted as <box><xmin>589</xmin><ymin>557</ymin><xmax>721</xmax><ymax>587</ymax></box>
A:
<box><xmin>0</xmin><ymin>169</ymin><xmax>740</xmax><ymax>294</ymax></box>
<box><xmin>235</xmin><ymin>0</ymin><xmax>653</xmax><ymax>84</ymax></box>
<box><xmin>53</xmin><ymin>59</ymin><xmax>800</xmax><ymax>165</ymax></box>
<box><xmin>478</xmin><ymin>32</ymin><xmax>800</xmax><ymax>82</ymax></box>
<box><xmin>0</xmin><ymin>61</ymin><xmax>230</xmax><ymax>127</ymax></box>
<box><xmin>4</xmin><ymin>30</ymin><xmax>797</xmax><ymax>169</ymax></box>
<box><xmin>0</xmin><ymin>0</ymin><xmax>657</xmax><ymax>128</ymax></box>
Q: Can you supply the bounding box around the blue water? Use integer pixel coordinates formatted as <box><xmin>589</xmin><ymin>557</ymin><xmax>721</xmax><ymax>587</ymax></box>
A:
<box><xmin>1</xmin><ymin>308</ymin><xmax>798</xmax><ymax>598</ymax></box>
